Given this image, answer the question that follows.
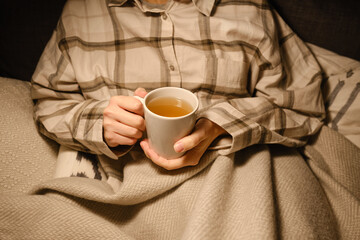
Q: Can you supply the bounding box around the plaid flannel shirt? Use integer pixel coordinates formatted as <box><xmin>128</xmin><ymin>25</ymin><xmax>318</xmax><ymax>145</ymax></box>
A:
<box><xmin>31</xmin><ymin>0</ymin><xmax>325</xmax><ymax>160</ymax></box>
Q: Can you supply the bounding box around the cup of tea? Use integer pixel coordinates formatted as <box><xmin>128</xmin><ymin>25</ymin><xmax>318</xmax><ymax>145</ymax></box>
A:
<box><xmin>135</xmin><ymin>87</ymin><xmax>199</xmax><ymax>159</ymax></box>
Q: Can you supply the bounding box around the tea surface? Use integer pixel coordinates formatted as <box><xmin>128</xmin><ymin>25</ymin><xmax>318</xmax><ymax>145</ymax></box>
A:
<box><xmin>147</xmin><ymin>97</ymin><xmax>193</xmax><ymax>117</ymax></box>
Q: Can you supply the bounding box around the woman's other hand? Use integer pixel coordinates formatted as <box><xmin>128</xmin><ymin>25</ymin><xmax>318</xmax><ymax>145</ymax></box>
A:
<box><xmin>140</xmin><ymin>118</ymin><xmax>225</xmax><ymax>170</ymax></box>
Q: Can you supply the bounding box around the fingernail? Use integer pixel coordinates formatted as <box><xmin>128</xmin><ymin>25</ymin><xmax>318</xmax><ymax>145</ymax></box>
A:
<box><xmin>174</xmin><ymin>142</ymin><xmax>184</xmax><ymax>153</ymax></box>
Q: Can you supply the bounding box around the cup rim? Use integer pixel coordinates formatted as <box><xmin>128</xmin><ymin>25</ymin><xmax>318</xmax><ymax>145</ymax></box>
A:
<box><xmin>143</xmin><ymin>87</ymin><xmax>199</xmax><ymax>120</ymax></box>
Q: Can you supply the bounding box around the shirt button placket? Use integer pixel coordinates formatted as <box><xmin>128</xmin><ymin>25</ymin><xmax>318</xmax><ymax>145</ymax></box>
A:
<box><xmin>161</xmin><ymin>12</ymin><xmax>181</xmax><ymax>86</ymax></box>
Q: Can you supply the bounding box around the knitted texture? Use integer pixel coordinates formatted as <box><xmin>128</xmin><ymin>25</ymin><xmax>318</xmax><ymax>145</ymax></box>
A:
<box><xmin>1</xmin><ymin>77</ymin><xmax>359</xmax><ymax>239</ymax></box>
<box><xmin>0</xmin><ymin>78</ymin><xmax>58</xmax><ymax>194</ymax></box>
<box><xmin>1</xmin><ymin>125</ymin><xmax>359</xmax><ymax>239</ymax></box>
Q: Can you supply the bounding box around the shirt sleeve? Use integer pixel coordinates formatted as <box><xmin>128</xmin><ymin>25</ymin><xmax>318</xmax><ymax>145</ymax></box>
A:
<box><xmin>198</xmin><ymin>10</ymin><xmax>325</xmax><ymax>155</ymax></box>
<box><xmin>31</xmin><ymin>22</ymin><xmax>126</xmax><ymax>160</ymax></box>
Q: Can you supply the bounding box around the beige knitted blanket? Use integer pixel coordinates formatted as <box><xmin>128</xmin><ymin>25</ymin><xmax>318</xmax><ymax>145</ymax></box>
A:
<box><xmin>1</xmin><ymin>124</ymin><xmax>359</xmax><ymax>239</ymax></box>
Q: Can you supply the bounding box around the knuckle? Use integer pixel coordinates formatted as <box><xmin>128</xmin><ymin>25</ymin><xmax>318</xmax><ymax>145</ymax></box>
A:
<box><xmin>126</xmin><ymin>138</ymin><xmax>138</xmax><ymax>145</ymax></box>
<box><xmin>103</xmin><ymin>131</ymin><xmax>112</xmax><ymax>139</ymax></box>
<box><xmin>108</xmin><ymin>98</ymin><xmax>116</xmax><ymax>107</ymax></box>
<box><xmin>104</xmin><ymin>134</ymin><xmax>117</xmax><ymax>147</ymax></box>
<box><xmin>187</xmin><ymin>136</ymin><xmax>199</xmax><ymax>148</ymax></box>
<box><xmin>103</xmin><ymin>108</ymin><xmax>113</xmax><ymax>118</ymax></box>
<box><xmin>136</xmin><ymin>130</ymin><xmax>144</xmax><ymax>139</ymax></box>
<box><xmin>133</xmin><ymin>116</ymin><xmax>145</xmax><ymax>129</ymax></box>
<box><xmin>130</xmin><ymin>128</ymin><xmax>142</xmax><ymax>138</ymax></box>
<box><xmin>109</xmin><ymin>96</ymin><xmax>120</xmax><ymax>104</ymax></box>
<box><xmin>103</xmin><ymin>120</ymin><xmax>112</xmax><ymax>130</ymax></box>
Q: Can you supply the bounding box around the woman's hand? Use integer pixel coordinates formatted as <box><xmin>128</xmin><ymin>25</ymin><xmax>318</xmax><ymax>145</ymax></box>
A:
<box><xmin>140</xmin><ymin>118</ymin><xmax>226</xmax><ymax>170</ymax></box>
<box><xmin>103</xmin><ymin>88</ymin><xmax>147</xmax><ymax>147</ymax></box>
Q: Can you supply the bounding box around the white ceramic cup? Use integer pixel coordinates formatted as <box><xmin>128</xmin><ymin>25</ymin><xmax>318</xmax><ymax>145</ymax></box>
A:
<box><xmin>135</xmin><ymin>87</ymin><xmax>199</xmax><ymax>159</ymax></box>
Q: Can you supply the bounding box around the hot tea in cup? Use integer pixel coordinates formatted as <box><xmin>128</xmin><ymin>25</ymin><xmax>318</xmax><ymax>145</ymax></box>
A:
<box><xmin>135</xmin><ymin>87</ymin><xmax>198</xmax><ymax>159</ymax></box>
<box><xmin>146</xmin><ymin>96</ymin><xmax>193</xmax><ymax>117</ymax></box>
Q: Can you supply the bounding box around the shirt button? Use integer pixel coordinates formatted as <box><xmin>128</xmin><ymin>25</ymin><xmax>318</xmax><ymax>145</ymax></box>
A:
<box><xmin>169</xmin><ymin>65</ymin><xmax>175</xmax><ymax>71</ymax></box>
<box><xmin>162</xmin><ymin>14</ymin><xmax>167</xmax><ymax>20</ymax></box>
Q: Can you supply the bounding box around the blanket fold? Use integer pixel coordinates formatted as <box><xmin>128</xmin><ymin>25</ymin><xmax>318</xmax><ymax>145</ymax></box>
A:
<box><xmin>1</xmin><ymin>126</ymin><xmax>359</xmax><ymax>239</ymax></box>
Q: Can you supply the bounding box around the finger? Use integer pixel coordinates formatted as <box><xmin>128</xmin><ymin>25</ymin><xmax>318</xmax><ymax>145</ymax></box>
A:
<box><xmin>173</xmin><ymin>118</ymin><xmax>225</xmax><ymax>153</ymax></box>
<box><xmin>104</xmin><ymin>117</ymin><xmax>143</xmax><ymax>141</ymax></box>
<box><xmin>140</xmin><ymin>139</ymin><xmax>195</xmax><ymax>170</ymax></box>
<box><xmin>140</xmin><ymin>139</ymin><xmax>159</xmax><ymax>161</ymax></box>
<box><xmin>173</xmin><ymin>127</ymin><xmax>206</xmax><ymax>153</ymax></box>
<box><xmin>134</xmin><ymin>88</ymin><xmax>148</xmax><ymax>98</ymax></box>
<box><xmin>111</xmin><ymin>120</ymin><xmax>144</xmax><ymax>139</ymax></box>
<box><xmin>110</xmin><ymin>96</ymin><xmax>144</xmax><ymax>116</ymax></box>
<box><xmin>104</xmin><ymin>104</ymin><xmax>145</xmax><ymax>131</ymax></box>
<box><xmin>104</xmin><ymin>130</ymin><xmax>138</xmax><ymax>147</ymax></box>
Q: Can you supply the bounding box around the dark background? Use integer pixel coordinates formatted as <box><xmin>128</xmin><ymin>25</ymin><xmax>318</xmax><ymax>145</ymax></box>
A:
<box><xmin>0</xmin><ymin>0</ymin><xmax>359</xmax><ymax>81</ymax></box>
<box><xmin>0</xmin><ymin>0</ymin><xmax>66</xmax><ymax>81</ymax></box>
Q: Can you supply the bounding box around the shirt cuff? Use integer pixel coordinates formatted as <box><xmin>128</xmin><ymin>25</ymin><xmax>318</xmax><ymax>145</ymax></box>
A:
<box><xmin>197</xmin><ymin>101</ymin><xmax>263</xmax><ymax>155</ymax></box>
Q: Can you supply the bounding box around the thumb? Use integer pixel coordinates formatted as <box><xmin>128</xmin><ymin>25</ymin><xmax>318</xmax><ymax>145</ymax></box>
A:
<box><xmin>174</xmin><ymin>130</ymin><xmax>204</xmax><ymax>153</ymax></box>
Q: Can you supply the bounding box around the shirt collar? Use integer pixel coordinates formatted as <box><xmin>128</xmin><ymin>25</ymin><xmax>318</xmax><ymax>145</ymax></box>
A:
<box><xmin>108</xmin><ymin>0</ymin><xmax>216</xmax><ymax>16</ymax></box>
